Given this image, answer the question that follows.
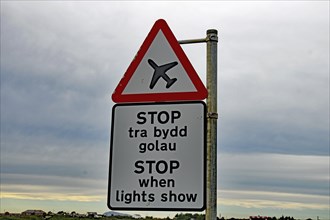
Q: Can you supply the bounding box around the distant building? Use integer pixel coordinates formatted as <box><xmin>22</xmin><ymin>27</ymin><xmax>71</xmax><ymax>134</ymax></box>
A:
<box><xmin>103</xmin><ymin>211</ymin><xmax>132</xmax><ymax>217</ymax></box>
<box><xmin>22</xmin><ymin>210</ymin><xmax>46</xmax><ymax>216</ymax></box>
<box><xmin>132</xmin><ymin>214</ymin><xmax>142</xmax><ymax>219</ymax></box>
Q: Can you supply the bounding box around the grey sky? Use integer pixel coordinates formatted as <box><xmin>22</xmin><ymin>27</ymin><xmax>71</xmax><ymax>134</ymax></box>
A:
<box><xmin>1</xmin><ymin>1</ymin><xmax>329</xmax><ymax>218</ymax></box>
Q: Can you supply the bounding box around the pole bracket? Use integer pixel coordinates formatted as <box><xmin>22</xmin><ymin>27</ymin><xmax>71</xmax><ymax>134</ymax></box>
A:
<box><xmin>206</xmin><ymin>33</ymin><xmax>218</xmax><ymax>42</ymax></box>
<box><xmin>207</xmin><ymin>112</ymin><xmax>218</xmax><ymax>119</ymax></box>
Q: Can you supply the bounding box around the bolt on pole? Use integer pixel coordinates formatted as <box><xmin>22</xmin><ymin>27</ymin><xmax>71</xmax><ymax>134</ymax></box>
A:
<box><xmin>206</xmin><ymin>29</ymin><xmax>218</xmax><ymax>220</ymax></box>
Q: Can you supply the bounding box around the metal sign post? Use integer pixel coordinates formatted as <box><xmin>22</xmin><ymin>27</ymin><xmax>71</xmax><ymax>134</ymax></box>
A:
<box><xmin>206</xmin><ymin>29</ymin><xmax>218</xmax><ymax>220</ymax></box>
<box><xmin>179</xmin><ymin>29</ymin><xmax>218</xmax><ymax>220</ymax></box>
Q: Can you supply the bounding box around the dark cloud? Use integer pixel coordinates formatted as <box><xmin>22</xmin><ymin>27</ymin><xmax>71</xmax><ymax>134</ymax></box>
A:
<box><xmin>218</xmin><ymin>153</ymin><xmax>329</xmax><ymax>196</ymax></box>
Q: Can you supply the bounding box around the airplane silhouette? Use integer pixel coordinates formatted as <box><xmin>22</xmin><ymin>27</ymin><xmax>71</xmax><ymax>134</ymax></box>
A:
<box><xmin>148</xmin><ymin>59</ymin><xmax>178</xmax><ymax>89</ymax></box>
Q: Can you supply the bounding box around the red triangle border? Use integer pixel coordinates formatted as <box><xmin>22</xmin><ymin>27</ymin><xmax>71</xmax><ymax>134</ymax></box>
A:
<box><xmin>112</xmin><ymin>19</ymin><xmax>208</xmax><ymax>103</ymax></box>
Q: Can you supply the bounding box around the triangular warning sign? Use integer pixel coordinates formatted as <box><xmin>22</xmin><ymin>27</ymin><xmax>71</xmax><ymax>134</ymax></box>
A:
<box><xmin>112</xmin><ymin>19</ymin><xmax>208</xmax><ymax>103</ymax></box>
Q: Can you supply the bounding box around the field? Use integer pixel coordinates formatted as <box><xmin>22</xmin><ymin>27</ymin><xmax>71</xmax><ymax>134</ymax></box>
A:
<box><xmin>0</xmin><ymin>213</ymin><xmax>207</xmax><ymax>220</ymax></box>
<box><xmin>0</xmin><ymin>216</ymin><xmax>142</xmax><ymax>220</ymax></box>
<box><xmin>0</xmin><ymin>214</ymin><xmax>184</xmax><ymax>220</ymax></box>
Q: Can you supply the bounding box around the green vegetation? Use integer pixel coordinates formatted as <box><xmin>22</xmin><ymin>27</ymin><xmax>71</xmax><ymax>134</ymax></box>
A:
<box><xmin>0</xmin><ymin>216</ymin><xmax>44</xmax><ymax>220</ymax></box>
<box><xmin>173</xmin><ymin>213</ymin><xmax>205</xmax><ymax>220</ymax></box>
<box><xmin>0</xmin><ymin>215</ymin><xmax>152</xmax><ymax>220</ymax></box>
<box><xmin>0</xmin><ymin>217</ymin><xmax>130</xmax><ymax>220</ymax></box>
<box><xmin>0</xmin><ymin>214</ymin><xmax>307</xmax><ymax>220</ymax></box>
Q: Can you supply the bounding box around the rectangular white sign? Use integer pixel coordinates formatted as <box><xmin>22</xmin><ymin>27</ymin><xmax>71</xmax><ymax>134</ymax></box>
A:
<box><xmin>108</xmin><ymin>101</ymin><xmax>206</xmax><ymax>211</ymax></box>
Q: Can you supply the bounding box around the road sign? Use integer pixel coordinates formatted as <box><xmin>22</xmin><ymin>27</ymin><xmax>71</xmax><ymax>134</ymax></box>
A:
<box><xmin>112</xmin><ymin>19</ymin><xmax>208</xmax><ymax>103</ymax></box>
<box><xmin>108</xmin><ymin>101</ymin><xmax>206</xmax><ymax>210</ymax></box>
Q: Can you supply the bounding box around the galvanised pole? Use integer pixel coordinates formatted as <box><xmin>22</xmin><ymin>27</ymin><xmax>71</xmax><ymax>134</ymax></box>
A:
<box><xmin>178</xmin><ymin>28</ymin><xmax>218</xmax><ymax>219</ymax></box>
<box><xmin>206</xmin><ymin>29</ymin><xmax>218</xmax><ymax>220</ymax></box>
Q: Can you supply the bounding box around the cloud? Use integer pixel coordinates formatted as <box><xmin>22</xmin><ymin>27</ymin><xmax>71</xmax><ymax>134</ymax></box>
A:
<box><xmin>1</xmin><ymin>3</ymin><xmax>115</xmax><ymax>140</ymax></box>
<box><xmin>1</xmin><ymin>132</ymin><xmax>109</xmax><ymax>181</ymax></box>
<box><xmin>2</xmin><ymin>193</ymin><xmax>100</xmax><ymax>202</ymax></box>
<box><xmin>1</xmin><ymin>174</ymin><xmax>105</xmax><ymax>202</ymax></box>
<box><xmin>2</xmin><ymin>2</ymin><xmax>328</xmax><ymax>157</ymax></box>
<box><xmin>215</xmin><ymin>2</ymin><xmax>329</xmax><ymax>156</ymax></box>
<box><xmin>217</xmin><ymin>189</ymin><xmax>329</xmax><ymax>219</ymax></box>
<box><xmin>217</xmin><ymin>153</ymin><xmax>329</xmax><ymax>217</ymax></box>
<box><xmin>218</xmin><ymin>190</ymin><xmax>329</xmax><ymax>210</ymax></box>
<box><xmin>218</xmin><ymin>153</ymin><xmax>329</xmax><ymax>196</ymax></box>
